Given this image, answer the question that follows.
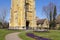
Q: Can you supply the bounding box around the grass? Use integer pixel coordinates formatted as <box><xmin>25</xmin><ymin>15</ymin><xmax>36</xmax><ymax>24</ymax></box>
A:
<box><xmin>0</xmin><ymin>29</ymin><xmax>60</xmax><ymax>40</ymax></box>
<box><xmin>0</xmin><ymin>29</ymin><xmax>21</xmax><ymax>40</ymax></box>
<box><xmin>19</xmin><ymin>30</ymin><xmax>60</xmax><ymax>40</ymax></box>
<box><xmin>34</xmin><ymin>30</ymin><xmax>60</xmax><ymax>40</ymax></box>
<box><xmin>19</xmin><ymin>31</ymin><xmax>34</xmax><ymax>40</ymax></box>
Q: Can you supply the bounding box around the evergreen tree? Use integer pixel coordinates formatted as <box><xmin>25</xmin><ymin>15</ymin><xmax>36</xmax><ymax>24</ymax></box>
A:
<box><xmin>53</xmin><ymin>5</ymin><xmax>57</xmax><ymax>29</ymax></box>
<box><xmin>49</xmin><ymin>10</ymin><xmax>53</xmax><ymax>29</ymax></box>
<box><xmin>53</xmin><ymin>5</ymin><xmax>57</xmax><ymax>21</ymax></box>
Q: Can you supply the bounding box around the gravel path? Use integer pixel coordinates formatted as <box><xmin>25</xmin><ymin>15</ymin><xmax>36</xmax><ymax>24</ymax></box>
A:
<box><xmin>5</xmin><ymin>32</ymin><xmax>22</xmax><ymax>40</ymax></box>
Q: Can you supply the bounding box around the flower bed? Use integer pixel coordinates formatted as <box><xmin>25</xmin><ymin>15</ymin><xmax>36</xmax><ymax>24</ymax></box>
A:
<box><xmin>26</xmin><ymin>33</ymin><xmax>51</xmax><ymax>40</ymax></box>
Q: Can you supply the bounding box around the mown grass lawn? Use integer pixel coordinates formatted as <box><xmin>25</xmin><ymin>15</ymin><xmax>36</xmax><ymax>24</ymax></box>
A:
<box><xmin>19</xmin><ymin>30</ymin><xmax>60</xmax><ymax>40</ymax></box>
<box><xmin>34</xmin><ymin>30</ymin><xmax>60</xmax><ymax>40</ymax></box>
<box><xmin>1</xmin><ymin>29</ymin><xmax>60</xmax><ymax>40</ymax></box>
<box><xmin>0</xmin><ymin>29</ymin><xmax>21</xmax><ymax>40</ymax></box>
<box><xmin>19</xmin><ymin>31</ymin><xmax>34</xmax><ymax>40</ymax></box>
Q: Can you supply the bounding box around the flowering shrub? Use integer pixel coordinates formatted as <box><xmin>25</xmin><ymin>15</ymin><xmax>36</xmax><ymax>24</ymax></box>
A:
<box><xmin>26</xmin><ymin>33</ymin><xmax>51</xmax><ymax>40</ymax></box>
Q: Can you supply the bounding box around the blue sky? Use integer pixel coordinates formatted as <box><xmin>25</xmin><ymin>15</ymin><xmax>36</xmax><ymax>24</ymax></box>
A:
<box><xmin>0</xmin><ymin>0</ymin><xmax>60</xmax><ymax>22</ymax></box>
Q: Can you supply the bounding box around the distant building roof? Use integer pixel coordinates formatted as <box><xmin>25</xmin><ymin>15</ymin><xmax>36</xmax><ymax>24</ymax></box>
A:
<box><xmin>37</xmin><ymin>19</ymin><xmax>46</xmax><ymax>25</ymax></box>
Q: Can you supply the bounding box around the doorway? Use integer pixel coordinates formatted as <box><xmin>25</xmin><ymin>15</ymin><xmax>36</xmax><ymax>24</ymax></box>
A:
<box><xmin>26</xmin><ymin>20</ymin><xmax>30</xmax><ymax>30</ymax></box>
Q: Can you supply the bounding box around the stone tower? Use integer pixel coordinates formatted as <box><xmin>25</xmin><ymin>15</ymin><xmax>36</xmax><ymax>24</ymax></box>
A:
<box><xmin>9</xmin><ymin>0</ymin><xmax>36</xmax><ymax>29</ymax></box>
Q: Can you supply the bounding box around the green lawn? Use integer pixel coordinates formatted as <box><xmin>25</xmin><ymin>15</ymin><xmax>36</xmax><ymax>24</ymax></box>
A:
<box><xmin>34</xmin><ymin>30</ymin><xmax>60</xmax><ymax>40</ymax></box>
<box><xmin>19</xmin><ymin>30</ymin><xmax>60</xmax><ymax>40</ymax></box>
<box><xmin>19</xmin><ymin>31</ymin><xmax>34</xmax><ymax>40</ymax></box>
<box><xmin>0</xmin><ymin>29</ymin><xmax>60</xmax><ymax>40</ymax></box>
<box><xmin>0</xmin><ymin>29</ymin><xmax>21</xmax><ymax>40</ymax></box>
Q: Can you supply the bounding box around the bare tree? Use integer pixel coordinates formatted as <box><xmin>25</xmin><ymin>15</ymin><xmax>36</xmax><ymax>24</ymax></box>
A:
<box><xmin>43</xmin><ymin>2</ymin><xmax>57</xmax><ymax>29</ymax></box>
<box><xmin>0</xmin><ymin>8</ymin><xmax>7</xmax><ymax>28</ymax></box>
<box><xmin>43</xmin><ymin>2</ymin><xmax>54</xmax><ymax>20</ymax></box>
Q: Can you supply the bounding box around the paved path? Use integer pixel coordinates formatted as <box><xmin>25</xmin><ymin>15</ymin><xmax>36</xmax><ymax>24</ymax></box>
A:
<box><xmin>5</xmin><ymin>32</ymin><xmax>22</xmax><ymax>40</ymax></box>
